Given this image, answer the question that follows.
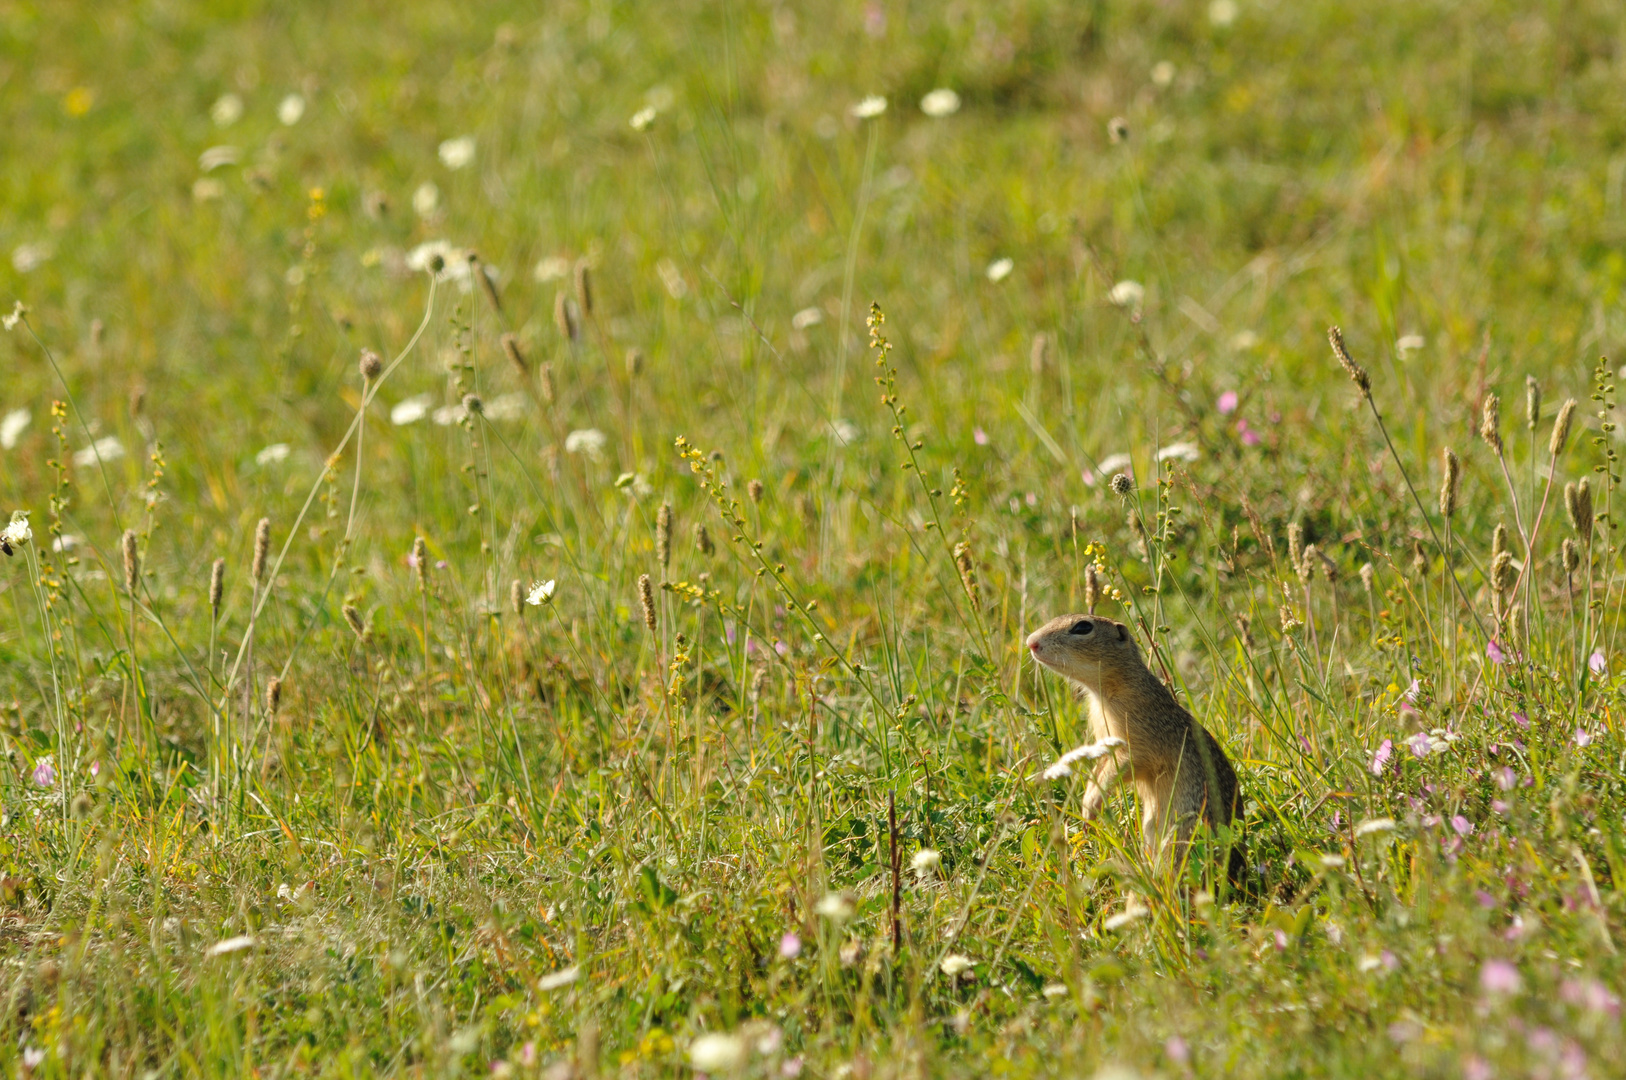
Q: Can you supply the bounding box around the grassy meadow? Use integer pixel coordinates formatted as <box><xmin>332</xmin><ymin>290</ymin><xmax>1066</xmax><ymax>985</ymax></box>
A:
<box><xmin>4</xmin><ymin>0</ymin><xmax>1626</xmax><ymax>1074</ymax></box>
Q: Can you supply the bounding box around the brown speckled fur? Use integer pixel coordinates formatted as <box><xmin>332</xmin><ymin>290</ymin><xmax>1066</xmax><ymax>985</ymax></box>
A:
<box><xmin>1027</xmin><ymin>614</ymin><xmax>1239</xmax><ymax>862</ymax></box>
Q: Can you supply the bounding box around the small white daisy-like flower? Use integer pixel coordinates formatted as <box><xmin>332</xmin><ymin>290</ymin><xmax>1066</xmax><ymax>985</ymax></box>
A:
<box><xmin>939</xmin><ymin>954</ymin><xmax>973</xmax><ymax>976</ymax></box>
<box><xmin>812</xmin><ymin>891</ymin><xmax>855</xmax><ymax>922</ymax></box>
<box><xmin>525</xmin><ymin>580</ymin><xmax>556</xmax><ymax>606</ymax></box>
<box><xmin>911</xmin><ymin>848</ymin><xmax>941</xmax><ymax>873</ymax></box>
<box><xmin>920</xmin><ymin>88</ymin><xmax>961</xmax><ymax>117</ymax></box>
<box><xmin>985</xmin><ymin>258</ymin><xmax>1014</xmax><ymax>282</ymax></box>
<box><xmin>2</xmin><ymin>511</ymin><xmax>32</xmax><ymax>552</ymax></box>
<box><xmin>438</xmin><ymin>136</ymin><xmax>476</xmax><ymax>170</ymax></box>
<box><xmin>629</xmin><ymin>105</ymin><xmax>658</xmax><ymax>131</ymax></box>
<box><xmin>277</xmin><ymin>93</ymin><xmax>306</xmax><ymax>126</ymax></box>
<box><xmin>849</xmin><ymin>95</ymin><xmax>887</xmax><ymax>120</ymax></box>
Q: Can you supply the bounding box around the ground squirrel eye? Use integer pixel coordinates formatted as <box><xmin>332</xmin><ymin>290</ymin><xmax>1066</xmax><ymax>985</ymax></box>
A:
<box><xmin>1068</xmin><ymin>619</ymin><xmax>1094</xmax><ymax>636</ymax></box>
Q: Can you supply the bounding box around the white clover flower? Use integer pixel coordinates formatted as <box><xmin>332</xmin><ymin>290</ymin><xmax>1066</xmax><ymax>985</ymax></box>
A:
<box><xmin>849</xmin><ymin>95</ymin><xmax>887</xmax><ymax>120</ymax></box>
<box><xmin>689</xmin><ymin>1033</ymin><xmax>747</xmax><ymax>1073</ymax></box>
<box><xmin>438</xmin><ymin>136</ymin><xmax>476</xmax><ymax>170</ymax></box>
<box><xmin>812</xmin><ymin>891</ymin><xmax>854</xmax><ymax>922</ymax></box>
<box><xmin>537</xmin><ymin>965</ymin><xmax>578</xmax><ymax>990</ymax></box>
<box><xmin>1108</xmin><ymin>280</ymin><xmax>1145</xmax><ymax>307</ymax></box>
<box><xmin>920</xmin><ymin>88</ymin><xmax>961</xmax><ymax>117</ymax></box>
<box><xmin>73</xmin><ymin>436</ymin><xmax>124</xmax><ymax>467</ymax></box>
<box><xmin>564</xmin><ymin>429</ymin><xmax>608</xmax><ymax>458</ymax></box>
<box><xmin>525</xmin><ymin>580</ymin><xmax>556</xmax><ymax>606</ymax></box>
<box><xmin>1</xmin><ymin>408</ymin><xmax>30</xmax><ymax>449</ymax></box>
<box><xmin>277</xmin><ymin>93</ymin><xmax>306</xmax><ymax>126</ymax></box>
<box><xmin>911</xmin><ymin>848</ymin><xmax>941</xmax><ymax>873</ymax></box>
<box><xmin>390</xmin><ymin>395</ymin><xmax>432</xmax><ymax>425</ymax></box>
<box><xmin>255</xmin><ymin>443</ymin><xmax>291</xmax><ymax>466</ymax></box>
<box><xmin>985</xmin><ymin>257</ymin><xmax>1014</xmax><ymax>282</ymax></box>
<box><xmin>630</xmin><ymin>106</ymin><xmax>658</xmax><ymax>131</ymax></box>
<box><xmin>939</xmin><ymin>953</ymin><xmax>973</xmax><ymax>976</ymax></box>
<box><xmin>210</xmin><ymin>93</ymin><xmax>244</xmax><ymax>127</ymax></box>
<box><xmin>1037</xmin><ymin>737</ymin><xmax>1125</xmax><ymax>780</ymax></box>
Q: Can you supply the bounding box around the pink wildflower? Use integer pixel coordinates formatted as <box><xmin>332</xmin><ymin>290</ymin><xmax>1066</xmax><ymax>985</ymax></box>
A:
<box><xmin>1371</xmin><ymin>739</ymin><xmax>1393</xmax><ymax>776</ymax></box>
<box><xmin>1217</xmin><ymin>390</ymin><xmax>1238</xmax><ymax>414</ymax></box>
<box><xmin>1480</xmin><ymin>958</ymin><xmax>1521</xmax><ymax>995</ymax></box>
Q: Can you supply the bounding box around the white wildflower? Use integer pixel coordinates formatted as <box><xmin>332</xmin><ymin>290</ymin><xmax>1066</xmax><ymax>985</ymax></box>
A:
<box><xmin>920</xmin><ymin>88</ymin><xmax>961</xmax><ymax>117</ymax></box>
<box><xmin>791</xmin><ymin>306</ymin><xmax>823</xmax><ymax>330</ymax></box>
<box><xmin>564</xmin><ymin>429</ymin><xmax>608</xmax><ymax>458</ymax></box>
<box><xmin>911</xmin><ymin>848</ymin><xmax>941</xmax><ymax>874</ymax></box>
<box><xmin>1155</xmin><ymin>441</ymin><xmax>1199</xmax><ymax>464</ymax></box>
<box><xmin>1318</xmin><ymin>853</ymin><xmax>1345</xmax><ymax>869</ymax></box>
<box><xmin>1357</xmin><ymin>954</ymin><xmax>1384</xmax><ymax>973</ymax></box>
<box><xmin>412</xmin><ymin>182</ymin><xmax>440</xmax><ymax>217</ymax></box>
<box><xmin>1208</xmin><ymin>0</ymin><xmax>1238</xmax><ymax>26</ymax></box>
<box><xmin>1042</xmin><ymin>982</ymin><xmax>1069</xmax><ymax>999</ymax></box>
<box><xmin>537</xmin><ymin>965</ymin><xmax>578</xmax><ymax>991</ymax></box>
<box><xmin>525</xmin><ymin>580</ymin><xmax>556</xmax><ymax>606</ymax></box>
<box><xmin>277</xmin><ymin>93</ymin><xmax>306</xmax><ymax>126</ymax></box>
<box><xmin>689</xmin><ymin>1033</ymin><xmax>747</xmax><ymax>1073</ymax></box>
<box><xmin>939</xmin><ymin>953</ymin><xmax>973</xmax><ymax>976</ymax></box>
<box><xmin>255</xmin><ymin>443</ymin><xmax>291</xmax><ymax>466</ymax></box>
<box><xmin>1</xmin><ymin>409</ymin><xmax>30</xmax><ymax>449</ymax></box>
<box><xmin>438</xmin><ymin>136</ymin><xmax>476</xmax><ymax>170</ymax></box>
<box><xmin>1108</xmin><ymin>280</ymin><xmax>1145</xmax><ymax>307</ymax></box>
<box><xmin>534</xmin><ymin>255</ymin><xmax>571</xmax><ymax>282</ymax></box>
<box><xmin>2</xmin><ymin>512</ymin><xmax>32</xmax><ymax>551</ymax></box>
<box><xmin>390</xmin><ymin>395</ymin><xmax>432</xmax><ymax>425</ymax></box>
<box><xmin>812</xmin><ymin>891</ymin><xmax>855</xmax><ymax>922</ymax></box>
<box><xmin>483</xmin><ymin>393</ymin><xmax>526</xmax><ymax>421</ymax></box>
<box><xmin>986</xmin><ymin>257</ymin><xmax>1014</xmax><ymax>282</ymax></box>
<box><xmin>432</xmin><ymin>404</ymin><xmax>466</xmax><ymax>426</ymax></box>
<box><xmin>1151</xmin><ymin>61</ymin><xmax>1176</xmax><ymax>87</ymax></box>
<box><xmin>50</xmin><ymin>534</ymin><xmax>77</xmax><ymax>553</ymax></box>
<box><xmin>198</xmin><ymin>145</ymin><xmax>241</xmax><ymax>172</ymax></box>
<box><xmin>73</xmin><ymin>435</ymin><xmax>124</xmax><ymax>467</ymax></box>
<box><xmin>1397</xmin><ymin>334</ymin><xmax>1425</xmax><ymax>354</ymax></box>
<box><xmin>2</xmin><ymin>301</ymin><xmax>25</xmax><ymax>331</ymax></box>
<box><xmin>630</xmin><ymin>106</ymin><xmax>658</xmax><ymax>131</ymax></box>
<box><xmin>1095</xmin><ymin>453</ymin><xmax>1133</xmax><ymax>477</ymax></box>
<box><xmin>1037</xmin><ymin>737</ymin><xmax>1125</xmax><ymax>780</ymax></box>
<box><xmin>11</xmin><ymin>243</ymin><xmax>50</xmax><ymax>273</ymax></box>
<box><xmin>849</xmin><ymin>95</ymin><xmax>887</xmax><ymax>119</ymax></box>
<box><xmin>831</xmin><ymin>419</ymin><xmax>860</xmax><ymax>446</ymax></box>
<box><xmin>210</xmin><ymin>93</ymin><xmax>244</xmax><ymax>127</ymax></box>
<box><xmin>205</xmin><ymin>934</ymin><xmax>256</xmax><ymax>957</ymax></box>
<box><xmin>405</xmin><ymin>240</ymin><xmax>467</xmax><ymax>280</ymax></box>
<box><xmin>1355</xmin><ymin>817</ymin><xmax>1396</xmax><ymax>837</ymax></box>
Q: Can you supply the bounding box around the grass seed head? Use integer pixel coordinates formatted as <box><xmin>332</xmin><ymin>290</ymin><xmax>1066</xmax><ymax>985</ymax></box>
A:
<box><xmin>1359</xmin><ymin>561</ymin><xmax>1375</xmax><ymax>593</ymax></box>
<box><xmin>638</xmin><ymin>573</ymin><xmax>657</xmax><ymax>632</ymax></box>
<box><xmin>625</xmin><ymin>348</ymin><xmax>643</xmax><ymax>377</ymax></box>
<box><xmin>510</xmin><ymin>579</ymin><xmax>523</xmax><ymax>616</ymax></box>
<box><xmin>342</xmin><ymin>604</ymin><xmax>365</xmax><ymax>637</ymax></box>
<box><xmin>538</xmin><ymin>362</ymin><xmax>556</xmax><ymax>405</ymax></box>
<box><xmin>554</xmin><ymin>290</ymin><xmax>579</xmax><ymax>342</ymax></box>
<box><xmin>694</xmin><ymin>521</ymin><xmax>714</xmax><ymax>556</ymax></box>
<box><xmin>501</xmin><ymin>334</ymin><xmax>527</xmax><ymax>378</ymax></box>
<box><xmin>1563</xmin><ymin>537</ymin><xmax>1582</xmax><ymax>574</ymax></box>
<box><xmin>121</xmin><ymin>529</ymin><xmax>139</xmax><ymax>592</ymax></box>
<box><xmin>1480</xmin><ymin>393</ymin><xmax>1503</xmax><ymax>454</ymax></box>
<box><xmin>359</xmin><ymin>348</ymin><xmax>383</xmax><ymax>382</ymax></box>
<box><xmin>1327</xmin><ymin>326</ymin><xmax>1371</xmax><ymax>397</ymax></box>
<box><xmin>265</xmin><ymin>676</ymin><xmax>282</xmax><ymax>716</ymax></box>
<box><xmin>1030</xmin><ymin>332</ymin><xmax>1050</xmax><ymax>374</ymax></box>
<box><xmin>574</xmin><ymin>262</ymin><xmax>593</xmax><ymax>317</ymax></box>
<box><xmin>1566</xmin><ymin>478</ymin><xmax>1593</xmax><ymax>541</ymax></box>
<box><xmin>471</xmin><ymin>252</ymin><xmax>503</xmax><ymax>313</ymax></box>
<box><xmin>1526</xmin><ymin>375</ymin><xmax>1541</xmax><ymax>430</ymax></box>
<box><xmin>747</xmin><ymin>478</ymin><xmax>764</xmax><ymax>503</ymax></box>
<box><xmin>1084</xmin><ymin>563</ymin><xmax>1101</xmax><ymax>613</ymax></box>
<box><xmin>1440</xmin><ymin>448</ymin><xmax>1461</xmax><ymax>518</ymax></box>
<box><xmin>1236</xmin><ymin>612</ymin><xmax>1255</xmax><ymax>650</ymax></box>
<box><xmin>252</xmin><ymin>518</ymin><xmax>271</xmax><ymax>585</ymax></box>
<box><xmin>1287</xmin><ymin>521</ymin><xmax>1305</xmax><ymax>574</ymax></box>
<box><xmin>1298</xmin><ymin>542</ymin><xmax>1317</xmax><ymax>584</ymax></box>
<box><xmin>209</xmin><ymin>557</ymin><xmax>225</xmax><ymax>616</ymax></box>
<box><xmin>1412</xmin><ymin>538</ymin><xmax>1428</xmax><ymax>575</ymax></box>
<box><xmin>1492</xmin><ymin>523</ymin><xmax>1510</xmax><ymax>562</ymax></box>
<box><xmin>1550</xmin><ymin>398</ymin><xmax>1577</xmax><ymax>457</ymax></box>
<box><xmin>1491</xmin><ymin>550</ymin><xmax>1515</xmax><ymax>595</ymax></box>
<box><xmin>656</xmin><ymin>503</ymin><xmax>673</xmax><ymax>568</ymax></box>
<box><xmin>411</xmin><ymin>535</ymin><xmax>428</xmax><ymax>591</ymax></box>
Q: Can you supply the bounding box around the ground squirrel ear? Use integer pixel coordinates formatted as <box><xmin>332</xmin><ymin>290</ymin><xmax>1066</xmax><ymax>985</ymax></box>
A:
<box><xmin>1115</xmin><ymin>622</ymin><xmax>1128</xmax><ymax>642</ymax></box>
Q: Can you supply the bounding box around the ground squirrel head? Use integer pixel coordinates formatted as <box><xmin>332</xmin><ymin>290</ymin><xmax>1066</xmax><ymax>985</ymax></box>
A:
<box><xmin>1026</xmin><ymin>614</ymin><xmax>1142</xmax><ymax>694</ymax></box>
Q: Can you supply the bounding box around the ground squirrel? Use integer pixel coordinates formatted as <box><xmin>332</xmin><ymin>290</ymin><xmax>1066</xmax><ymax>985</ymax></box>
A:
<box><xmin>1026</xmin><ymin>614</ymin><xmax>1241</xmax><ymax>870</ymax></box>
